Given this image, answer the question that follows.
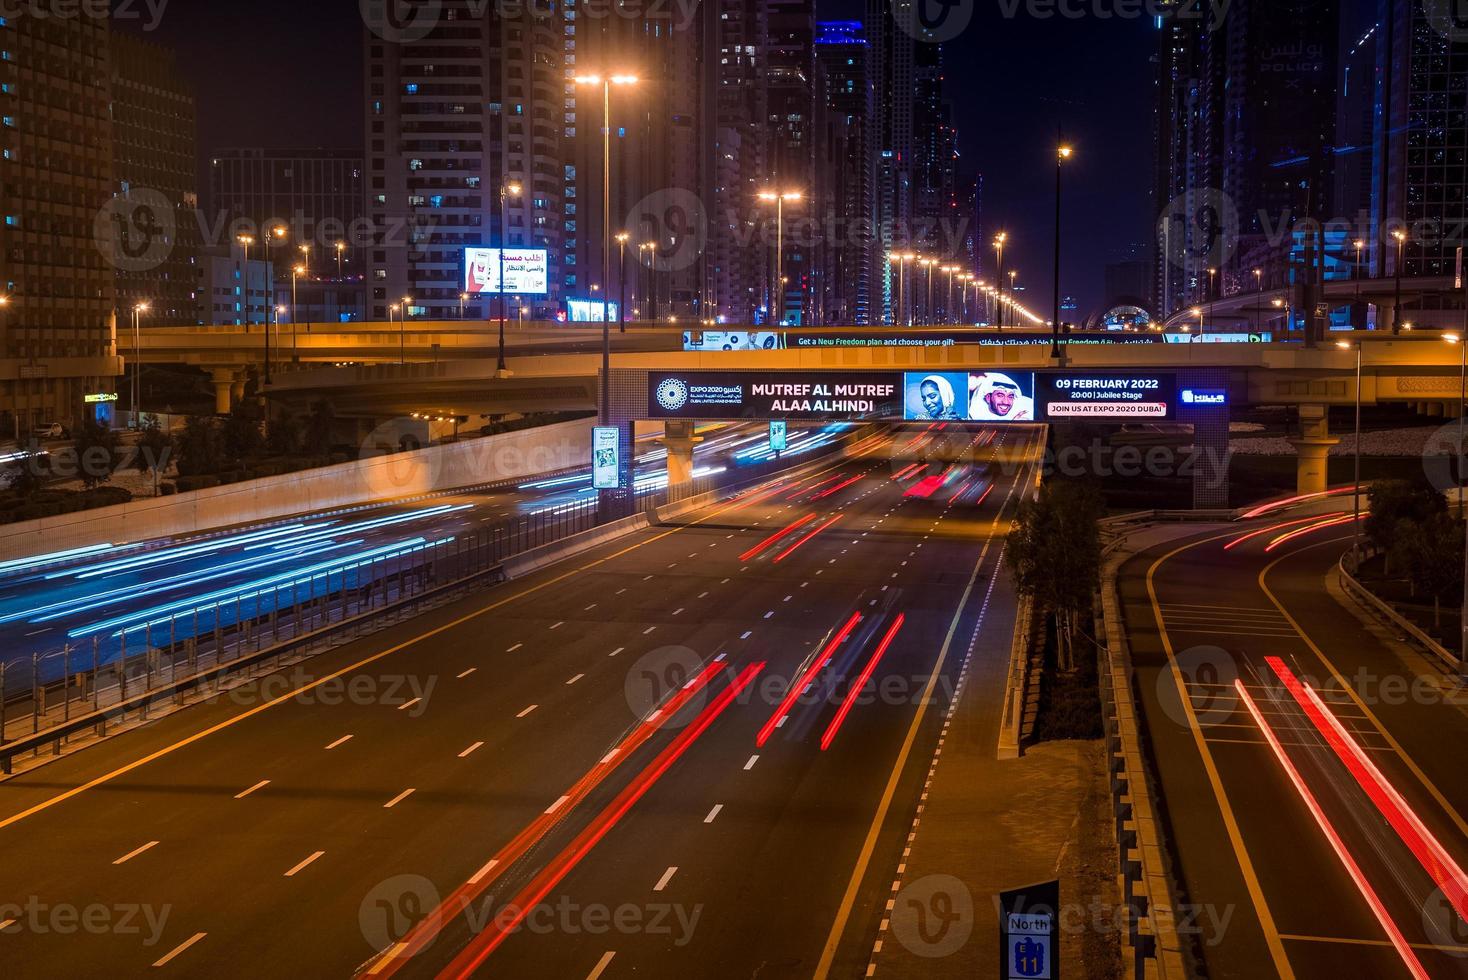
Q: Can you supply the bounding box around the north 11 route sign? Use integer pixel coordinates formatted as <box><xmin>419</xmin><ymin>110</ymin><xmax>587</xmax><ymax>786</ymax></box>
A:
<box><xmin>592</xmin><ymin>426</ymin><xmax>621</xmax><ymax>489</ymax></box>
<box><xmin>999</xmin><ymin>880</ymin><xmax>1060</xmax><ymax>980</ymax></box>
<box><xmin>1036</xmin><ymin>373</ymin><xmax>1176</xmax><ymax>421</ymax></box>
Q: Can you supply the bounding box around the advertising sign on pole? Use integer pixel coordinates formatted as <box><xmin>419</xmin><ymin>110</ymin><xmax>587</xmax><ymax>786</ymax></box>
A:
<box><xmin>592</xmin><ymin>426</ymin><xmax>621</xmax><ymax>490</ymax></box>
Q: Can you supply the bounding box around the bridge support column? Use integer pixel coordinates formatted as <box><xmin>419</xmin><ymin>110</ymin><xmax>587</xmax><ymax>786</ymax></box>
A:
<box><xmin>1289</xmin><ymin>404</ymin><xmax>1338</xmax><ymax>496</ymax></box>
<box><xmin>211</xmin><ymin>368</ymin><xmax>239</xmax><ymax>415</ymax></box>
<box><xmin>1428</xmin><ymin>401</ymin><xmax>1445</xmax><ymax>418</ymax></box>
<box><xmin>662</xmin><ymin>420</ymin><xmax>703</xmax><ymax>504</ymax></box>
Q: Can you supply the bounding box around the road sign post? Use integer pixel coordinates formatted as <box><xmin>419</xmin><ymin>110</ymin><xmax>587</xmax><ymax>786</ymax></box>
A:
<box><xmin>998</xmin><ymin>880</ymin><xmax>1060</xmax><ymax>980</ymax></box>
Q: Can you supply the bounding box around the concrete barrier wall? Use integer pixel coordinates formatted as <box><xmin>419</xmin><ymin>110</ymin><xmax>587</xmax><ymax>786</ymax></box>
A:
<box><xmin>0</xmin><ymin>418</ymin><xmax>594</xmax><ymax>562</ymax></box>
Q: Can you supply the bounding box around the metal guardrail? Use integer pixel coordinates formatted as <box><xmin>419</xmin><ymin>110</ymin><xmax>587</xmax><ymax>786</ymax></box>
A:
<box><xmin>1338</xmin><ymin>556</ymin><xmax>1460</xmax><ymax>672</ymax></box>
<box><xmin>0</xmin><ymin>432</ymin><xmax>870</xmax><ymax>774</ymax></box>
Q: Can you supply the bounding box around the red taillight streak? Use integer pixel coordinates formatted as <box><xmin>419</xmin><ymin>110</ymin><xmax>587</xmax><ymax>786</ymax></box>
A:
<box><xmin>905</xmin><ymin>474</ymin><xmax>945</xmax><ymax>499</ymax></box>
<box><xmin>440</xmin><ymin>662</ymin><xmax>766</xmax><ymax>979</ymax></box>
<box><xmin>756</xmin><ymin>612</ymin><xmax>862</xmax><ymax>747</ymax></box>
<box><xmin>739</xmin><ymin>513</ymin><xmax>817</xmax><ymax>562</ymax></box>
<box><xmin>975</xmin><ymin>484</ymin><xmax>994</xmax><ymax>506</ymax></box>
<box><xmin>946</xmin><ymin>480</ymin><xmax>975</xmax><ymax>505</ymax></box>
<box><xmin>731</xmin><ymin>480</ymin><xmax>791</xmax><ymax>511</ymax></box>
<box><xmin>820</xmin><ymin>614</ymin><xmax>905</xmax><ymax>751</ymax></box>
<box><xmin>772</xmin><ymin>514</ymin><xmax>843</xmax><ymax>563</ymax></box>
<box><xmin>361</xmin><ymin>661</ymin><xmax>726</xmax><ymax>978</ymax></box>
<box><xmin>891</xmin><ymin>463</ymin><xmax>921</xmax><ymax>482</ymax></box>
<box><xmin>1263</xmin><ymin>514</ymin><xmax>1357</xmax><ymax>552</ymax></box>
<box><xmin>788</xmin><ymin>475</ymin><xmax>842</xmax><ymax>500</ymax></box>
<box><xmin>1234</xmin><ymin>679</ymin><xmax>1430</xmax><ymax>980</ymax></box>
<box><xmin>1240</xmin><ymin>486</ymin><xmax>1354</xmax><ymax>519</ymax></box>
<box><xmin>813</xmin><ymin>474</ymin><xmax>863</xmax><ymax>500</ymax></box>
<box><xmin>1265</xmin><ymin>657</ymin><xmax>1468</xmax><ymax>923</ymax></box>
<box><xmin>1223</xmin><ymin>512</ymin><xmax>1346</xmax><ymax>551</ymax></box>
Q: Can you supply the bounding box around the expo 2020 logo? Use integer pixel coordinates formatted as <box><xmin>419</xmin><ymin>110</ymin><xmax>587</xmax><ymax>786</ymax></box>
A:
<box><xmin>656</xmin><ymin>378</ymin><xmax>690</xmax><ymax>412</ymax></box>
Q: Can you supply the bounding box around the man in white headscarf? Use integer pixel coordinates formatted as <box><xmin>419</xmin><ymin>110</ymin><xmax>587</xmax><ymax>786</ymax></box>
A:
<box><xmin>916</xmin><ymin>375</ymin><xmax>961</xmax><ymax>420</ymax></box>
<box><xmin>969</xmin><ymin>373</ymin><xmax>1034</xmax><ymax>421</ymax></box>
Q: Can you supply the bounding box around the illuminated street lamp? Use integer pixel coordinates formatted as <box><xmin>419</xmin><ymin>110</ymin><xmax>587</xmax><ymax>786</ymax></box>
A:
<box><xmin>993</xmin><ymin>233</ymin><xmax>1008</xmax><ymax>329</ymax></box>
<box><xmin>615</xmin><ymin>231</ymin><xmax>630</xmax><ymax>333</ymax></box>
<box><xmin>1337</xmin><ymin>338</ymin><xmax>1364</xmax><ymax>565</ymax></box>
<box><xmin>398</xmin><ymin>295</ymin><xmax>411</xmax><ymax>366</ymax></box>
<box><xmin>574</xmin><ymin>72</ymin><xmax>639</xmax><ymax>426</ymax></box>
<box><xmin>334</xmin><ymin>240</ymin><xmax>347</xmax><ymax>278</ymax></box>
<box><xmin>1444</xmin><ymin>332</ymin><xmax>1468</xmax><ymax>675</ymax></box>
<box><xmin>919</xmin><ymin>258</ymin><xmax>937</xmax><ymax>326</ymax></box>
<box><xmin>1392</xmin><ymin>229</ymin><xmax>1407</xmax><ymax>334</ymax></box>
<box><xmin>889</xmin><ymin>253</ymin><xmax>917</xmax><ymax>326</ymax></box>
<box><xmin>639</xmin><ymin>241</ymin><xmax>657</xmax><ymax>321</ymax></box>
<box><xmin>131</xmin><ymin>301</ymin><xmax>149</xmax><ymax>424</ymax></box>
<box><xmin>758</xmin><ymin>190</ymin><xmax>803</xmax><ymax>325</ymax></box>
<box><xmin>1052</xmin><ymin>141</ymin><xmax>1073</xmax><ymax>358</ymax></box>
<box><xmin>1191</xmin><ymin>305</ymin><xmax>1204</xmax><ymax>335</ymax></box>
<box><xmin>291</xmin><ymin>264</ymin><xmax>307</xmax><ymax>357</ymax></box>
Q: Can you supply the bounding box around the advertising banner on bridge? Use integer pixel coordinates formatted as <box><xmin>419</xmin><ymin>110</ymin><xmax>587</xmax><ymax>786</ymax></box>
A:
<box><xmin>646</xmin><ymin>371</ymin><xmax>1037</xmax><ymax>423</ymax></box>
<box><xmin>1035</xmin><ymin>373</ymin><xmax>1177</xmax><ymax>420</ymax></box>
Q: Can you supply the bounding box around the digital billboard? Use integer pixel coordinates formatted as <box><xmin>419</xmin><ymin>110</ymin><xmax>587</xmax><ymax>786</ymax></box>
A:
<box><xmin>463</xmin><ymin>247</ymin><xmax>550</xmax><ymax>296</ymax></box>
<box><xmin>592</xmin><ymin>426</ymin><xmax>621</xmax><ymax>489</ymax></box>
<box><xmin>567</xmin><ymin>298</ymin><xmax>619</xmax><ymax>322</ymax></box>
<box><xmin>683</xmin><ymin>331</ymin><xmax>784</xmax><ymax>351</ymax></box>
<box><xmin>1035</xmin><ymin>373</ymin><xmax>1177</xmax><ymax>420</ymax></box>
<box><xmin>769</xmin><ymin>420</ymin><xmax>787</xmax><ymax>453</ymax></box>
<box><xmin>646</xmin><ymin>371</ymin><xmax>1037</xmax><ymax>423</ymax></box>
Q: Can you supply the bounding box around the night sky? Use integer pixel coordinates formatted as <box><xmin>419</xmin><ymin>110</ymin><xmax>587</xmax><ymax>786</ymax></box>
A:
<box><xmin>121</xmin><ymin>0</ymin><xmax>1157</xmax><ymax>315</ymax></box>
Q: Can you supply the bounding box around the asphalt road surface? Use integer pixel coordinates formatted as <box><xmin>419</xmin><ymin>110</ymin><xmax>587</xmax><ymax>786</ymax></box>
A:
<box><xmin>0</xmin><ymin>422</ymin><xmax>1043</xmax><ymax>978</ymax></box>
<box><xmin>1120</xmin><ymin>506</ymin><xmax>1468</xmax><ymax>979</ymax></box>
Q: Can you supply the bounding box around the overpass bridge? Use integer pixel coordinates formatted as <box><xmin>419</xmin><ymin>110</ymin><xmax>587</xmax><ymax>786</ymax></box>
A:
<box><xmin>1159</xmin><ymin>274</ymin><xmax>1462</xmax><ymax>332</ymax></box>
<box><xmin>265</xmin><ymin>333</ymin><xmax>1468</xmax><ymax>507</ymax></box>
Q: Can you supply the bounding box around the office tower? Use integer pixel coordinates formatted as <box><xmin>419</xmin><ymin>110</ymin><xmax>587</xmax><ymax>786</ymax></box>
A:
<box><xmin>110</xmin><ymin>33</ymin><xmax>200</xmax><ymax>327</ymax></box>
<box><xmin>866</xmin><ymin>0</ymin><xmax>917</xmax><ymax>324</ymax></box>
<box><xmin>362</xmin><ymin>2</ymin><xmax>565</xmax><ymax>321</ymax></box>
<box><xmin>764</xmin><ymin>0</ymin><xmax>817</xmax><ymax>324</ymax></box>
<box><xmin>0</xmin><ymin>13</ymin><xmax>121</xmax><ymax>436</ymax></box>
<box><xmin>816</xmin><ymin>20</ymin><xmax>874</xmax><ymax>324</ymax></box>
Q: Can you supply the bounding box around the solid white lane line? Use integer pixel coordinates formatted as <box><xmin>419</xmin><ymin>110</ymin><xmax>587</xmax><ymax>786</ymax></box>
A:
<box><xmin>744</xmin><ymin>755</ymin><xmax>759</xmax><ymax>770</ymax></box>
<box><xmin>704</xmin><ymin>804</ymin><xmax>723</xmax><ymax>824</ymax></box>
<box><xmin>384</xmin><ymin>789</ymin><xmax>415</xmax><ymax>808</ymax></box>
<box><xmin>284</xmin><ymin>851</ymin><xmax>324</xmax><ymax>877</ymax></box>
<box><xmin>567</xmin><ymin>673</ymin><xmax>585</xmax><ymax>685</ymax></box>
<box><xmin>114</xmin><ymin>840</ymin><xmax>159</xmax><ymax>865</ymax></box>
<box><xmin>234</xmin><ymin>780</ymin><xmax>270</xmax><ymax>800</ymax></box>
<box><xmin>517</xmin><ymin>704</ymin><xmax>538</xmax><ymax>718</ymax></box>
<box><xmin>459</xmin><ymin>741</ymin><xmax>484</xmax><ymax>758</ymax></box>
<box><xmin>325</xmin><ymin>735</ymin><xmax>353</xmax><ymax>750</ymax></box>
<box><xmin>456</xmin><ymin>668</ymin><xmax>477</xmax><ymax>679</ymax></box>
<box><xmin>654</xmin><ymin>867</ymin><xmax>678</xmax><ymax>892</ymax></box>
<box><xmin>397</xmin><ymin>698</ymin><xmax>421</xmax><ymax>712</ymax></box>
<box><xmin>587</xmin><ymin>951</ymin><xmax>616</xmax><ymax>980</ymax></box>
<box><xmin>152</xmin><ymin>932</ymin><xmax>207</xmax><ymax>967</ymax></box>
<box><xmin>470</xmin><ymin>858</ymin><xmax>499</xmax><ymax>885</ymax></box>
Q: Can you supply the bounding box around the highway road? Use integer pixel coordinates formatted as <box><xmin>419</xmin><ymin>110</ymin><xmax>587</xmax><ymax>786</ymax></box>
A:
<box><xmin>0</xmin><ymin>422</ymin><xmax>854</xmax><ymax>674</ymax></box>
<box><xmin>0</xmin><ymin>422</ymin><xmax>1043</xmax><ymax>977</ymax></box>
<box><xmin>1119</xmin><ymin>501</ymin><xmax>1468</xmax><ymax>978</ymax></box>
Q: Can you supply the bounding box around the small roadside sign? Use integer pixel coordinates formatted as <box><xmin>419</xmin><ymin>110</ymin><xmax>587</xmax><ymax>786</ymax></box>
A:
<box><xmin>998</xmin><ymin>880</ymin><xmax>1060</xmax><ymax>980</ymax></box>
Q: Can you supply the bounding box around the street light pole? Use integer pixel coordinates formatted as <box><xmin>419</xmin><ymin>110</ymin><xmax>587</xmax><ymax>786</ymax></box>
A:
<box><xmin>291</xmin><ymin>264</ymin><xmax>305</xmax><ymax>361</ymax></box>
<box><xmin>131</xmin><ymin>302</ymin><xmax>148</xmax><ymax>425</ymax></box>
<box><xmin>497</xmin><ymin>181</ymin><xmax>523</xmax><ymax>374</ymax></box>
<box><xmin>1393</xmin><ymin>230</ymin><xmax>1407</xmax><ymax>335</ymax></box>
<box><xmin>399</xmin><ymin>295</ymin><xmax>410</xmax><ymax>366</ymax></box>
<box><xmin>1338</xmin><ymin>340</ymin><xmax>1363</xmax><ymax>566</ymax></box>
<box><xmin>615</xmin><ymin>232</ymin><xmax>629</xmax><ymax>333</ymax></box>
<box><xmin>1052</xmin><ymin>141</ymin><xmax>1072</xmax><ymax>359</ymax></box>
<box><xmin>994</xmin><ymin>233</ymin><xmax>1007</xmax><ymax>329</ymax></box>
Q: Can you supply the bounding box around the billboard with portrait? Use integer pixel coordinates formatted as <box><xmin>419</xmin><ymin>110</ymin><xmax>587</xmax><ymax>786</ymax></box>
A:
<box><xmin>463</xmin><ymin>247</ymin><xmax>550</xmax><ymax>296</ymax></box>
<box><xmin>903</xmin><ymin>372</ymin><xmax>1036</xmax><ymax>422</ymax></box>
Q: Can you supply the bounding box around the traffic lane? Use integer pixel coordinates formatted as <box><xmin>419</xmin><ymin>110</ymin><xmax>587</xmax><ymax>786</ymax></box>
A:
<box><xmin>1132</xmin><ymin>531</ymin><xmax>1468</xmax><ymax>977</ymax></box>
<box><xmin>430</xmin><ymin>434</ymin><xmax>1034</xmax><ymax>978</ymax></box>
<box><xmin>0</xmin><ymin>450</ymin><xmax>893</xmax><ymax>973</ymax></box>
<box><xmin>1260</xmin><ymin>536</ymin><xmax>1468</xmax><ymax>844</ymax></box>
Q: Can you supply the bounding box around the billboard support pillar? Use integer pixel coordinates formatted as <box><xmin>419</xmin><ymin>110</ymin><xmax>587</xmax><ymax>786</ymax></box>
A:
<box><xmin>662</xmin><ymin>420</ymin><xmax>703</xmax><ymax>504</ymax></box>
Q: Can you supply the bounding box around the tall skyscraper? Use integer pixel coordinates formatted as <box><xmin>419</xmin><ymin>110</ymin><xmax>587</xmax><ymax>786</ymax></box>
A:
<box><xmin>0</xmin><ymin>14</ymin><xmax>122</xmax><ymax>436</ymax></box>
<box><xmin>764</xmin><ymin>0</ymin><xmax>817</xmax><ymax>324</ymax></box>
<box><xmin>362</xmin><ymin>3</ymin><xmax>565</xmax><ymax>321</ymax></box>
<box><xmin>110</xmin><ymin>33</ymin><xmax>200</xmax><ymax>328</ymax></box>
<box><xmin>816</xmin><ymin>21</ymin><xmax>874</xmax><ymax>324</ymax></box>
<box><xmin>866</xmin><ymin>0</ymin><xmax>917</xmax><ymax>324</ymax></box>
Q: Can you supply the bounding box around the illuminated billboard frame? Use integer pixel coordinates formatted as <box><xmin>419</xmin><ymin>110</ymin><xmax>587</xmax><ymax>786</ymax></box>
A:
<box><xmin>463</xmin><ymin>247</ymin><xmax>550</xmax><ymax>296</ymax></box>
<box><xmin>1035</xmin><ymin>373</ymin><xmax>1177</xmax><ymax>421</ymax></box>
